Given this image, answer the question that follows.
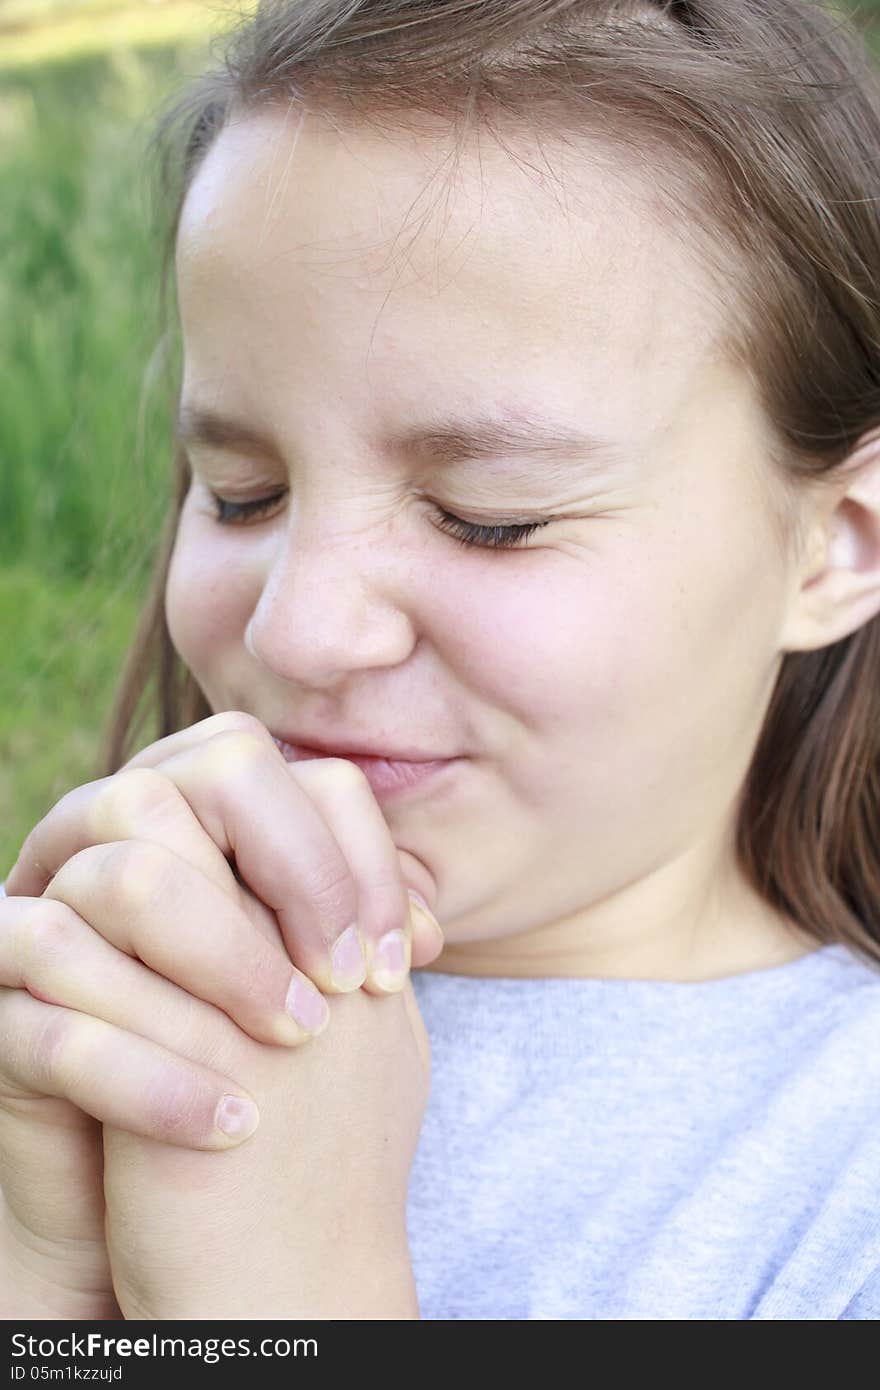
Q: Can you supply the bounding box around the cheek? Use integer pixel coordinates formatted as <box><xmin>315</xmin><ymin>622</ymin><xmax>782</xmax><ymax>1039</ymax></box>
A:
<box><xmin>164</xmin><ymin>514</ymin><xmax>257</xmax><ymax>677</ymax></box>
<box><xmin>469</xmin><ymin>514</ymin><xmax>782</xmax><ymax>801</ymax></box>
<box><xmin>445</xmin><ymin>550</ymin><xmax>641</xmax><ymax>709</ymax></box>
<box><xmin>596</xmin><ymin>528</ymin><xmax>780</xmax><ymax>825</ymax></box>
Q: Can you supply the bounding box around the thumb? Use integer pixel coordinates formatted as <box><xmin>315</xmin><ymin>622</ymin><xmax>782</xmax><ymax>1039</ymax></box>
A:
<box><xmin>391</xmin><ymin>849</ymin><xmax>444</xmax><ymax>968</ymax></box>
<box><xmin>407</xmin><ymin>889</ymin><xmax>445</xmax><ymax>968</ymax></box>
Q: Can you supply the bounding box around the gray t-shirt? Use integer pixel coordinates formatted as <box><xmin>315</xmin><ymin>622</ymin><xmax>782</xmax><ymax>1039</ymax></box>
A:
<box><xmin>407</xmin><ymin>942</ymin><xmax>880</xmax><ymax>1319</ymax></box>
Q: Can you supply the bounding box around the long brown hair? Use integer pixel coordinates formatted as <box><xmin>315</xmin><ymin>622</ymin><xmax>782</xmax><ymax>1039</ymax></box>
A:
<box><xmin>101</xmin><ymin>0</ymin><xmax>880</xmax><ymax>966</ymax></box>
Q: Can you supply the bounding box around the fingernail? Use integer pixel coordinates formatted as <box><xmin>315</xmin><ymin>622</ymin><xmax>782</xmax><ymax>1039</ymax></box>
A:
<box><xmin>215</xmin><ymin>1094</ymin><xmax>260</xmax><ymax>1140</ymax></box>
<box><xmin>371</xmin><ymin>928</ymin><xmax>410</xmax><ymax>991</ymax></box>
<box><xmin>285</xmin><ymin>976</ymin><xmax>330</xmax><ymax>1034</ymax></box>
<box><xmin>330</xmin><ymin>923</ymin><xmax>367</xmax><ymax>990</ymax></box>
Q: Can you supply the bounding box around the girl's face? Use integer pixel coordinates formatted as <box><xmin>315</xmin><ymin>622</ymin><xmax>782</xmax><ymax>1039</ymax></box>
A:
<box><xmin>166</xmin><ymin>106</ymin><xmax>817</xmax><ymax>979</ymax></box>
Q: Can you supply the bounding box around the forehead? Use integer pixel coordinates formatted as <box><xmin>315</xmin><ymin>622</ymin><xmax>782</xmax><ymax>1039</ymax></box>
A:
<box><xmin>175</xmin><ymin>105</ymin><xmax>732</xmax><ymax>439</ymax></box>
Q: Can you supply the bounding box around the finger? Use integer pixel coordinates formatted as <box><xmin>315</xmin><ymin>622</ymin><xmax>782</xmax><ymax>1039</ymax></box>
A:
<box><xmin>3</xmin><ymin>710</ymin><xmax>268</xmax><ymax>899</ymax></box>
<box><xmin>143</xmin><ymin>732</ymin><xmax>371</xmax><ymax>995</ymax></box>
<box><xmin>156</xmin><ymin>734</ymin><xmax>446</xmax><ymax>993</ymax></box>
<box><xmin>6</xmin><ymin>720</ymin><xmax>365</xmax><ymax>999</ymax></box>
<box><xmin>291</xmin><ymin>759</ymin><xmax>442</xmax><ymax>991</ymax></box>
<box><xmin>4</xmin><ymin>766</ymin><xmax>236</xmax><ymax>904</ymax></box>
<box><xmin>407</xmin><ymin>890</ymin><xmax>445</xmax><ymax>969</ymax></box>
<box><xmin>4</xmin><ymin>710</ymin><xmax>444</xmax><ymax>997</ymax></box>
<box><xmin>32</xmin><ymin>848</ymin><xmax>330</xmax><ymax>1046</ymax></box>
<box><xmin>0</xmin><ymin>987</ymin><xmax>261</xmax><ymax>1151</ymax></box>
<box><xmin>0</xmin><ymin>893</ymin><xmax>221</xmax><ymax>1063</ymax></box>
<box><xmin>0</xmin><ymin>892</ymin><xmax>284</xmax><ymax>1077</ymax></box>
<box><xmin>119</xmin><ymin>710</ymin><xmax>271</xmax><ymax>774</ymax></box>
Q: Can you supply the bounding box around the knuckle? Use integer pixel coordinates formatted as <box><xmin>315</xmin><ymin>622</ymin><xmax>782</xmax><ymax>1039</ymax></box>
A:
<box><xmin>305</xmin><ymin>855</ymin><xmax>356</xmax><ymax>921</ymax></box>
<box><xmin>140</xmin><ymin>1065</ymin><xmax>204</xmax><ymax>1140</ymax></box>
<box><xmin>205</xmin><ymin>729</ymin><xmax>272</xmax><ymax>777</ymax></box>
<box><xmin>97</xmin><ymin>838</ymin><xmax>174</xmax><ymax>916</ymax></box>
<box><xmin>86</xmin><ymin>766</ymin><xmax>178</xmax><ymax>840</ymax></box>
<box><xmin>206</xmin><ymin>710</ymin><xmax>270</xmax><ymax>742</ymax></box>
<box><xmin>371</xmin><ymin>879</ymin><xmax>411</xmax><ymax>935</ymax></box>
<box><xmin>231</xmin><ymin>943</ymin><xmax>289</xmax><ymax>1014</ymax></box>
<box><xmin>313</xmin><ymin>757</ymin><xmax>371</xmax><ymax>792</ymax></box>
<box><xmin>29</xmin><ymin>1008</ymin><xmax>74</xmax><ymax>1089</ymax></box>
<box><xmin>21</xmin><ymin>900</ymin><xmax>82</xmax><ymax>967</ymax></box>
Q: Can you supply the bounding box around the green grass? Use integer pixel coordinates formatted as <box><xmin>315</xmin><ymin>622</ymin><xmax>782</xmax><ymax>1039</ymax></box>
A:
<box><xmin>2</xmin><ymin>1</ymin><xmax>143</xmax><ymax>23</ymax></box>
<box><xmin>0</xmin><ymin>2</ymin><xmax>242</xmax><ymax>71</ymax></box>
<box><xmin>0</xmin><ymin>567</ymin><xmax>143</xmax><ymax>874</ymax></box>
<box><xmin>0</xmin><ymin>48</ymin><xmax>186</xmax><ymax>581</ymax></box>
<box><xmin>1</xmin><ymin>0</ymin><xmax>137</xmax><ymax>24</ymax></box>
<box><xmin>0</xmin><ymin>41</ymin><xmax>201</xmax><ymax>872</ymax></box>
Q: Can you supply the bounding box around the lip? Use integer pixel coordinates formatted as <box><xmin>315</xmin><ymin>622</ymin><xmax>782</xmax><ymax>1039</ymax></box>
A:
<box><xmin>272</xmin><ymin>732</ymin><xmax>452</xmax><ymax>761</ymax></box>
<box><xmin>272</xmin><ymin>735</ymin><xmax>463</xmax><ymax>802</ymax></box>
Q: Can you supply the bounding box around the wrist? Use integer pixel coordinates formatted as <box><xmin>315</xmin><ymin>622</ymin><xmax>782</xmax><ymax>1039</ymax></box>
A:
<box><xmin>116</xmin><ymin>1238</ymin><xmax>419</xmax><ymax>1321</ymax></box>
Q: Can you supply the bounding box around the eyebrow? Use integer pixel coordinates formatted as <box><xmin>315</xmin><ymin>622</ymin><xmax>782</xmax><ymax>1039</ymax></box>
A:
<box><xmin>175</xmin><ymin>403</ymin><xmax>626</xmax><ymax>480</ymax></box>
<box><xmin>382</xmin><ymin>411</ymin><xmax>624</xmax><ymax>471</ymax></box>
<box><xmin>176</xmin><ymin>406</ymin><xmax>281</xmax><ymax>457</ymax></box>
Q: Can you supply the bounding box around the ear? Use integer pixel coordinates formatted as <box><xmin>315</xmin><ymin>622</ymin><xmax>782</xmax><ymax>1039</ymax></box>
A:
<box><xmin>780</xmin><ymin>426</ymin><xmax>880</xmax><ymax>654</ymax></box>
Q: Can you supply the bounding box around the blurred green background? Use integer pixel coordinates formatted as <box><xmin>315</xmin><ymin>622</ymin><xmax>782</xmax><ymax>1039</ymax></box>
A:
<box><xmin>2</xmin><ymin>0</ymin><xmax>880</xmax><ymax>874</ymax></box>
<box><xmin>0</xmin><ymin>1</ymin><xmax>244</xmax><ymax>874</ymax></box>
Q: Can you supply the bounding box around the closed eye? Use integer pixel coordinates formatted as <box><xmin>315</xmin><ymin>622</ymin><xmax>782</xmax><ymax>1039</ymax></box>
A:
<box><xmin>207</xmin><ymin>490</ymin><xmax>552</xmax><ymax>549</ymax></box>
<box><xmin>430</xmin><ymin>508</ymin><xmax>551</xmax><ymax>549</ymax></box>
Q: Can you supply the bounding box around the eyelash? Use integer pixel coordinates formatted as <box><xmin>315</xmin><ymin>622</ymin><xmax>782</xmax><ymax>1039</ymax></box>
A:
<box><xmin>208</xmin><ymin>491</ymin><xmax>551</xmax><ymax>549</ymax></box>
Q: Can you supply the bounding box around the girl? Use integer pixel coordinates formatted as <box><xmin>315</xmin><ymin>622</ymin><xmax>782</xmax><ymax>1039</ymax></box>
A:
<box><xmin>3</xmin><ymin>0</ymin><xmax>880</xmax><ymax>1320</ymax></box>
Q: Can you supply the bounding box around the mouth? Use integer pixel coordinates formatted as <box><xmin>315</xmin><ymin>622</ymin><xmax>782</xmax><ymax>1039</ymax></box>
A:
<box><xmin>272</xmin><ymin>735</ymin><xmax>463</xmax><ymax>802</ymax></box>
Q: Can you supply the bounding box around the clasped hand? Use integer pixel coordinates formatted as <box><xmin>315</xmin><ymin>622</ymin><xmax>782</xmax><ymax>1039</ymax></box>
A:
<box><xmin>0</xmin><ymin>712</ymin><xmax>442</xmax><ymax>1319</ymax></box>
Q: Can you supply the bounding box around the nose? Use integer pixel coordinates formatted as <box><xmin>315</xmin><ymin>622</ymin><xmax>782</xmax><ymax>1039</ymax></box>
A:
<box><xmin>243</xmin><ymin>513</ymin><xmax>416</xmax><ymax>686</ymax></box>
